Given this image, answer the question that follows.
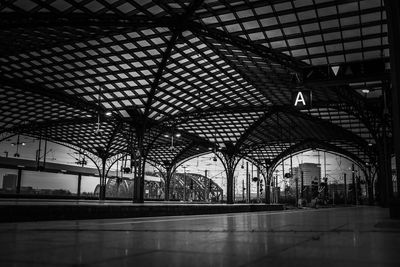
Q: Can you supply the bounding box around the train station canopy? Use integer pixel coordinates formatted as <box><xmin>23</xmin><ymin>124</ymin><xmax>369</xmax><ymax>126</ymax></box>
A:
<box><xmin>0</xmin><ymin>0</ymin><xmax>390</xmax><ymax>170</ymax></box>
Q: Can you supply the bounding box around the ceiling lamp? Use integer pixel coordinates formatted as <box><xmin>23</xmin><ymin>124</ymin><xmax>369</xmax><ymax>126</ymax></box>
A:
<box><xmin>105</xmin><ymin>111</ymin><xmax>112</xmax><ymax>116</ymax></box>
<box><xmin>362</xmin><ymin>89</ymin><xmax>370</xmax><ymax>94</ymax></box>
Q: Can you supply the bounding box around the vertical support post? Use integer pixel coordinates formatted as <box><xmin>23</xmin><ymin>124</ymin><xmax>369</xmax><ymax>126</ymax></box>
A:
<box><xmin>246</xmin><ymin>161</ymin><xmax>249</xmax><ymax>203</ymax></box>
<box><xmin>264</xmin><ymin>160</ymin><xmax>270</xmax><ymax>204</ymax></box>
<box><xmin>36</xmin><ymin>134</ymin><xmax>42</xmax><ymax>170</ymax></box>
<box><xmin>42</xmin><ymin>137</ymin><xmax>47</xmax><ymax>170</ymax></box>
<box><xmin>184</xmin><ymin>170</ymin><xmax>187</xmax><ymax>201</ymax></box>
<box><xmin>291</xmin><ymin>156</ymin><xmax>297</xmax><ymax>207</ymax></box>
<box><xmin>77</xmin><ymin>173</ymin><xmax>82</xmax><ymax>198</ymax></box>
<box><xmin>355</xmin><ymin>173</ymin><xmax>359</xmax><ymax>205</ymax></box>
<box><xmin>251</xmin><ymin>163</ymin><xmax>254</xmax><ymax>202</ymax></box>
<box><xmin>344</xmin><ymin>173</ymin><xmax>347</xmax><ymax>205</ymax></box>
<box><xmin>386</xmin><ymin>0</ymin><xmax>400</xmax><ymax>199</ymax></box>
<box><xmin>226</xmin><ymin>167</ymin><xmax>234</xmax><ymax>204</ymax></box>
<box><xmin>295</xmin><ymin>177</ymin><xmax>299</xmax><ymax>207</ymax></box>
<box><xmin>264</xmin><ymin>175</ymin><xmax>270</xmax><ymax>204</ymax></box>
<box><xmin>352</xmin><ymin>164</ymin><xmax>356</xmax><ymax>205</ymax></box>
<box><xmin>205</xmin><ymin>170</ymin><xmax>208</xmax><ymax>202</ymax></box>
<box><xmin>100</xmin><ymin>157</ymin><xmax>106</xmax><ymax>200</ymax></box>
<box><xmin>242</xmin><ymin>179</ymin><xmax>245</xmax><ymax>201</ymax></box>
<box><xmin>133</xmin><ymin>131</ymin><xmax>145</xmax><ymax>203</ymax></box>
<box><xmin>257</xmin><ymin>167</ymin><xmax>260</xmax><ymax>201</ymax></box>
<box><xmin>164</xmin><ymin>166</ymin><xmax>172</xmax><ymax>201</ymax></box>
<box><xmin>301</xmin><ymin>170</ymin><xmax>304</xmax><ymax>199</ymax></box>
<box><xmin>16</xmin><ymin>168</ymin><xmax>22</xmax><ymax>194</ymax></box>
<box><xmin>367</xmin><ymin>166</ymin><xmax>374</xmax><ymax>205</ymax></box>
<box><xmin>282</xmin><ymin>160</ymin><xmax>285</xmax><ymax>202</ymax></box>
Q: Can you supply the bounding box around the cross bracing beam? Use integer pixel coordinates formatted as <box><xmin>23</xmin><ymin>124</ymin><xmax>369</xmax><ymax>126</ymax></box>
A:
<box><xmin>187</xmin><ymin>21</ymin><xmax>307</xmax><ymax>73</ymax></box>
<box><xmin>159</xmin><ymin>102</ymin><xmax>377</xmax><ymax>136</ymax></box>
<box><xmin>1</xmin><ymin>13</ymin><xmax>304</xmax><ymax>73</ymax></box>
<box><xmin>218</xmin><ymin>105</ymin><xmax>371</xmax><ymax>150</ymax></box>
<box><xmin>0</xmin><ymin>117</ymin><xmax>98</xmax><ymax>135</ymax></box>
<box><xmin>0</xmin><ymin>76</ymin><xmax>103</xmax><ymax>116</ymax></box>
<box><xmin>144</xmin><ymin>0</ymin><xmax>204</xmax><ymax>118</ymax></box>
<box><xmin>144</xmin><ymin>31</ymin><xmax>179</xmax><ymax>118</ymax></box>
<box><xmin>196</xmin><ymin>0</ymin><xmax>364</xmax><ymax>19</ymax></box>
<box><xmin>0</xmin><ymin>14</ymin><xmax>175</xmax><ymax>29</ymax></box>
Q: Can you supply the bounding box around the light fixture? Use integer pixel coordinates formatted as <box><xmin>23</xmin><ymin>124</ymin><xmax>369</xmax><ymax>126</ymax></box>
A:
<box><xmin>175</xmin><ymin>132</ymin><xmax>181</xmax><ymax>138</ymax></box>
<box><xmin>164</xmin><ymin>133</ymin><xmax>170</xmax><ymax>138</ymax></box>
<box><xmin>105</xmin><ymin>111</ymin><xmax>112</xmax><ymax>116</ymax></box>
<box><xmin>21</xmin><ymin>142</ymin><xmax>26</xmax><ymax>146</ymax></box>
<box><xmin>362</xmin><ymin>89</ymin><xmax>370</xmax><ymax>94</ymax></box>
<box><xmin>368</xmin><ymin>143</ymin><xmax>373</xmax><ymax>146</ymax></box>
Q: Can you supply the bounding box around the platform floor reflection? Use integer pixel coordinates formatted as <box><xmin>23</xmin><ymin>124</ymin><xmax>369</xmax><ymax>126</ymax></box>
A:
<box><xmin>0</xmin><ymin>206</ymin><xmax>399</xmax><ymax>267</ymax></box>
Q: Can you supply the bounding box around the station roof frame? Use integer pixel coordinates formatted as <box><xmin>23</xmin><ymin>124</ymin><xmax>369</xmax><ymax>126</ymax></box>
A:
<box><xmin>0</xmin><ymin>0</ymin><xmax>390</xmax><ymax>168</ymax></box>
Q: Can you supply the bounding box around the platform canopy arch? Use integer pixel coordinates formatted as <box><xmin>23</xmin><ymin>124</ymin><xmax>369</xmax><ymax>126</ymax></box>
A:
<box><xmin>0</xmin><ymin>0</ymin><xmax>393</xmax><ymax>202</ymax></box>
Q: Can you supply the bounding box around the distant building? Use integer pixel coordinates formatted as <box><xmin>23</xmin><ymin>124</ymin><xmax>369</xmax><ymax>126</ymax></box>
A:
<box><xmin>292</xmin><ymin>163</ymin><xmax>321</xmax><ymax>186</ymax></box>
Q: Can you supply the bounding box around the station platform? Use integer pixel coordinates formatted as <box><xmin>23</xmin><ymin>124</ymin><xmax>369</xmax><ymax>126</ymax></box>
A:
<box><xmin>0</xmin><ymin>206</ymin><xmax>398</xmax><ymax>267</ymax></box>
<box><xmin>0</xmin><ymin>199</ymin><xmax>284</xmax><ymax>222</ymax></box>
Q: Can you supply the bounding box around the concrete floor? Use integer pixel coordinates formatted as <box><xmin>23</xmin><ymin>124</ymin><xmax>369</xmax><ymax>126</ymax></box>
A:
<box><xmin>0</xmin><ymin>206</ymin><xmax>399</xmax><ymax>267</ymax></box>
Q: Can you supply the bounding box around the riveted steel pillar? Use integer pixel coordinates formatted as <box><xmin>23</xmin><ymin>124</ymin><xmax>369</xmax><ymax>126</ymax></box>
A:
<box><xmin>386</xmin><ymin>0</ymin><xmax>400</xmax><ymax>198</ymax></box>
<box><xmin>133</xmin><ymin>127</ymin><xmax>145</xmax><ymax>203</ymax></box>
<box><xmin>99</xmin><ymin>157</ymin><xmax>106</xmax><ymax>200</ymax></box>
<box><xmin>164</xmin><ymin>166</ymin><xmax>173</xmax><ymax>201</ymax></box>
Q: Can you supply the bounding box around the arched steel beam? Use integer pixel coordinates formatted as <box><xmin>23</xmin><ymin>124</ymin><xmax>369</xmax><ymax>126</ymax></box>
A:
<box><xmin>173</xmin><ymin>150</ymin><xmax>216</xmax><ymax>171</ymax></box>
<box><xmin>159</xmin><ymin>103</ymin><xmax>377</xmax><ymax>137</ymax></box>
<box><xmin>104</xmin><ymin>121</ymin><xmax>124</xmax><ymax>157</ymax></box>
<box><xmin>170</xmin><ymin>142</ymin><xmax>197</xmax><ymax>167</ymax></box>
<box><xmin>105</xmin><ymin>153</ymin><xmax>130</xmax><ymax>177</ymax></box>
<box><xmin>269</xmin><ymin>139</ymin><xmax>369</xmax><ymax>173</ymax></box>
<box><xmin>234</xmin><ymin>105</ymin><xmax>370</xmax><ymax>150</ymax></box>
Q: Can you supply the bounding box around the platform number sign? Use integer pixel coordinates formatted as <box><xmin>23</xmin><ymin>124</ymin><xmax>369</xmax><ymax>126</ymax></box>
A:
<box><xmin>292</xmin><ymin>91</ymin><xmax>312</xmax><ymax>108</ymax></box>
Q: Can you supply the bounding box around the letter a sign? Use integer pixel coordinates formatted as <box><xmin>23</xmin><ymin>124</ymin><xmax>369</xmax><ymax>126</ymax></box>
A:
<box><xmin>292</xmin><ymin>91</ymin><xmax>312</xmax><ymax>108</ymax></box>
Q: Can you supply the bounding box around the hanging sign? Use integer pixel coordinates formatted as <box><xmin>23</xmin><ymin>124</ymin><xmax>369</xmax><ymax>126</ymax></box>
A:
<box><xmin>292</xmin><ymin>90</ymin><xmax>312</xmax><ymax>108</ymax></box>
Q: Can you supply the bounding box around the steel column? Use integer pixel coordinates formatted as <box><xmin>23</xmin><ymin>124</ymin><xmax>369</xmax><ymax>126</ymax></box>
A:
<box><xmin>246</xmin><ymin>161</ymin><xmax>249</xmax><ymax>203</ymax></box>
<box><xmin>16</xmin><ymin>168</ymin><xmax>22</xmax><ymax>194</ymax></box>
<box><xmin>385</xmin><ymin>0</ymin><xmax>400</xmax><ymax>198</ymax></box>
<box><xmin>77</xmin><ymin>173</ymin><xmax>82</xmax><ymax>198</ymax></box>
<box><xmin>301</xmin><ymin>170</ymin><xmax>304</xmax><ymax>199</ymax></box>
<box><xmin>352</xmin><ymin>164</ymin><xmax>356</xmax><ymax>205</ymax></box>
<box><xmin>344</xmin><ymin>173</ymin><xmax>347</xmax><ymax>205</ymax></box>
